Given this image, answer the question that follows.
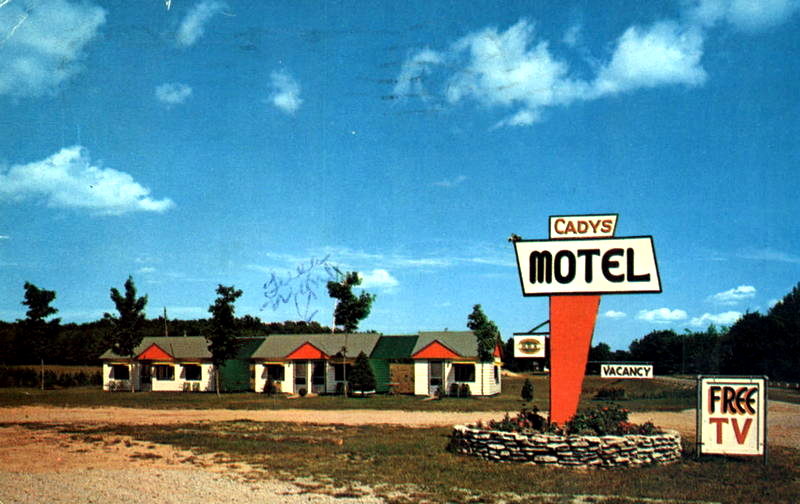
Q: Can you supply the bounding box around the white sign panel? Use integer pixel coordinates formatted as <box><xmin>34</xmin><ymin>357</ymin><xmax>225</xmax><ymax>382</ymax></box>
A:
<box><xmin>513</xmin><ymin>237</ymin><xmax>661</xmax><ymax>296</ymax></box>
<box><xmin>600</xmin><ymin>363</ymin><xmax>653</xmax><ymax>379</ymax></box>
<box><xmin>698</xmin><ymin>376</ymin><xmax>767</xmax><ymax>456</ymax></box>
<box><xmin>513</xmin><ymin>335</ymin><xmax>546</xmax><ymax>358</ymax></box>
<box><xmin>550</xmin><ymin>214</ymin><xmax>618</xmax><ymax>240</ymax></box>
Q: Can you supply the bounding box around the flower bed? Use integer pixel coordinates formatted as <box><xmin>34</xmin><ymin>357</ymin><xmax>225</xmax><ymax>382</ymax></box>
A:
<box><xmin>449</xmin><ymin>425</ymin><xmax>682</xmax><ymax>468</ymax></box>
<box><xmin>449</xmin><ymin>405</ymin><xmax>681</xmax><ymax>468</ymax></box>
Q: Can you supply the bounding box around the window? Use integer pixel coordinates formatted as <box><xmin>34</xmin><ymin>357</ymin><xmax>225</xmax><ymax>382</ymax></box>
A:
<box><xmin>494</xmin><ymin>365</ymin><xmax>499</xmax><ymax>384</ymax></box>
<box><xmin>294</xmin><ymin>361</ymin><xmax>307</xmax><ymax>386</ymax></box>
<box><xmin>183</xmin><ymin>364</ymin><xmax>202</xmax><ymax>381</ymax></box>
<box><xmin>454</xmin><ymin>363</ymin><xmax>475</xmax><ymax>382</ymax></box>
<box><xmin>265</xmin><ymin>364</ymin><xmax>285</xmax><ymax>381</ymax></box>
<box><xmin>111</xmin><ymin>364</ymin><xmax>129</xmax><ymax>380</ymax></box>
<box><xmin>154</xmin><ymin>365</ymin><xmax>175</xmax><ymax>381</ymax></box>
<box><xmin>333</xmin><ymin>363</ymin><xmax>353</xmax><ymax>381</ymax></box>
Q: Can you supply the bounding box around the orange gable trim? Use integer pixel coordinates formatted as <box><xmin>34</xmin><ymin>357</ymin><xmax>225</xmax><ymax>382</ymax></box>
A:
<box><xmin>286</xmin><ymin>342</ymin><xmax>329</xmax><ymax>360</ymax></box>
<box><xmin>493</xmin><ymin>343</ymin><xmax>502</xmax><ymax>358</ymax></box>
<box><xmin>136</xmin><ymin>344</ymin><xmax>174</xmax><ymax>361</ymax></box>
<box><xmin>412</xmin><ymin>341</ymin><xmax>461</xmax><ymax>360</ymax></box>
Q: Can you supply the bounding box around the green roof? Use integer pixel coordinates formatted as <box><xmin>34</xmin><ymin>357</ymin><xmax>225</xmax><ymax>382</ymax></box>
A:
<box><xmin>370</xmin><ymin>335</ymin><xmax>418</xmax><ymax>359</ymax></box>
<box><xmin>412</xmin><ymin>331</ymin><xmax>480</xmax><ymax>358</ymax></box>
<box><xmin>100</xmin><ymin>336</ymin><xmax>266</xmax><ymax>361</ymax></box>
<box><xmin>251</xmin><ymin>333</ymin><xmax>382</xmax><ymax>360</ymax></box>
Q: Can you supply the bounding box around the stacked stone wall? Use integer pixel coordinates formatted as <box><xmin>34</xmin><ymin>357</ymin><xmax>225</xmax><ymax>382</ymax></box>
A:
<box><xmin>450</xmin><ymin>425</ymin><xmax>681</xmax><ymax>468</ymax></box>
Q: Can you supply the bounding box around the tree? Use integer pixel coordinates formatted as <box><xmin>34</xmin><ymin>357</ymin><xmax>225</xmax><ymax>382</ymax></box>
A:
<box><xmin>20</xmin><ymin>282</ymin><xmax>60</xmax><ymax>390</ymax></box>
<box><xmin>628</xmin><ymin>330</ymin><xmax>682</xmax><ymax>375</ymax></box>
<box><xmin>104</xmin><ymin>276</ymin><xmax>148</xmax><ymax>392</ymax></box>
<box><xmin>349</xmin><ymin>351</ymin><xmax>376</xmax><ymax>394</ymax></box>
<box><xmin>467</xmin><ymin>304</ymin><xmax>501</xmax><ymax>362</ymax></box>
<box><xmin>327</xmin><ymin>272</ymin><xmax>375</xmax><ymax>332</ymax></box>
<box><xmin>520</xmin><ymin>378</ymin><xmax>534</xmax><ymax>403</ymax></box>
<box><xmin>206</xmin><ymin>284</ymin><xmax>243</xmax><ymax>395</ymax></box>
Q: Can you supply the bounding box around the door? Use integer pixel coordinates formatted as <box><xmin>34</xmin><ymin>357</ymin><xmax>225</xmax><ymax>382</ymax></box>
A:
<box><xmin>311</xmin><ymin>360</ymin><xmax>326</xmax><ymax>394</ymax></box>
<box><xmin>294</xmin><ymin>360</ymin><xmax>308</xmax><ymax>393</ymax></box>
<box><xmin>139</xmin><ymin>363</ymin><xmax>152</xmax><ymax>392</ymax></box>
<box><xmin>429</xmin><ymin>360</ymin><xmax>443</xmax><ymax>395</ymax></box>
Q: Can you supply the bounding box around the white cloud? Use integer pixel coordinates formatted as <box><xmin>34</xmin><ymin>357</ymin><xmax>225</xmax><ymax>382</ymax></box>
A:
<box><xmin>433</xmin><ymin>175</ymin><xmax>467</xmax><ymax>187</ymax></box>
<box><xmin>155</xmin><ymin>82</ymin><xmax>192</xmax><ymax>105</ymax></box>
<box><xmin>176</xmin><ymin>0</ymin><xmax>226</xmax><ymax>47</ymax></box>
<box><xmin>708</xmin><ymin>285</ymin><xmax>756</xmax><ymax>305</ymax></box>
<box><xmin>738</xmin><ymin>248</ymin><xmax>800</xmax><ymax>264</ymax></box>
<box><xmin>0</xmin><ymin>0</ymin><xmax>106</xmax><ymax>97</ymax></box>
<box><xmin>393</xmin><ymin>47</ymin><xmax>443</xmax><ymax>99</ymax></box>
<box><xmin>593</xmin><ymin>22</ymin><xmax>707</xmax><ymax>96</ymax></box>
<box><xmin>688</xmin><ymin>0</ymin><xmax>800</xmax><ymax>31</ymax></box>
<box><xmin>0</xmin><ymin>235</ymin><xmax>9</xmax><ymax>240</ymax></box>
<box><xmin>690</xmin><ymin>311</ymin><xmax>742</xmax><ymax>327</ymax></box>
<box><xmin>268</xmin><ymin>70</ymin><xmax>303</xmax><ymax>114</ymax></box>
<box><xmin>358</xmin><ymin>269</ymin><xmax>399</xmax><ymax>289</ymax></box>
<box><xmin>563</xmin><ymin>23</ymin><xmax>582</xmax><ymax>48</ymax></box>
<box><xmin>0</xmin><ymin>146</ymin><xmax>174</xmax><ymax>215</ymax></box>
<box><xmin>637</xmin><ymin>308</ymin><xmax>689</xmax><ymax>323</ymax></box>
<box><xmin>137</xmin><ymin>267</ymin><xmax>157</xmax><ymax>274</ymax></box>
<box><xmin>604</xmin><ymin>310</ymin><xmax>627</xmax><ymax>319</ymax></box>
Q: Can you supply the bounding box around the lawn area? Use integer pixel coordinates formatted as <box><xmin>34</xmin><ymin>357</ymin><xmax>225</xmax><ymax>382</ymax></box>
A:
<box><xmin>46</xmin><ymin>420</ymin><xmax>800</xmax><ymax>504</ymax></box>
<box><xmin>0</xmin><ymin>374</ymin><xmax>699</xmax><ymax>412</ymax></box>
<box><xmin>1</xmin><ymin>373</ymin><xmax>796</xmax><ymax>411</ymax></box>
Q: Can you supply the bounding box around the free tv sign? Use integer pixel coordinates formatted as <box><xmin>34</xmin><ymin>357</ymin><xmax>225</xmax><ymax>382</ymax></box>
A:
<box><xmin>698</xmin><ymin>376</ymin><xmax>767</xmax><ymax>458</ymax></box>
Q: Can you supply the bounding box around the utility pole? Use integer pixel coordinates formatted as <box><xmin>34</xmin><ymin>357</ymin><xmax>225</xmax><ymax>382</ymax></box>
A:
<box><xmin>163</xmin><ymin>307</ymin><xmax>169</xmax><ymax>337</ymax></box>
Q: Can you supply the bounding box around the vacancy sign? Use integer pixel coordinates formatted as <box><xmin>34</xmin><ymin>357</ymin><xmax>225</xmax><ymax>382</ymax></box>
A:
<box><xmin>600</xmin><ymin>363</ymin><xmax>653</xmax><ymax>379</ymax></box>
<box><xmin>513</xmin><ymin>335</ymin><xmax>546</xmax><ymax>358</ymax></box>
<box><xmin>513</xmin><ymin>236</ymin><xmax>661</xmax><ymax>296</ymax></box>
<box><xmin>698</xmin><ymin>376</ymin><xmax>767</xmax><ymax>457</ymax></box>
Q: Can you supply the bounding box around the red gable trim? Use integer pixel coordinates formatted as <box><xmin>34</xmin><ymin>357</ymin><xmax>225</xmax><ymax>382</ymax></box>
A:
<box><xmin>136</xmin><ymin>344</ymin><xmax>174</xmax><ymax>361</ymax></box>
<box><xmin>412</xmin><ymin>341</ymin><xmax>461</xmax><ymax>360</ymax></box>
<box><xmin>285</xmin><ymin>342</ymin><xmax>330</xmax><ymax>360</ymax></box>
<box><xmin>494</xmin><ymin>343</ymin><xmax>502</xmax><ymax>358</ymax></box>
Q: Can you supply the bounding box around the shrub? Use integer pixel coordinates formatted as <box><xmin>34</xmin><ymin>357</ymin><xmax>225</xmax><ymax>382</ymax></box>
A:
<box><xmin>434</xmin><ymin>386</ymin><xmax>443</xmax><ymax>400</ymax></box>
<box><xmin>449</xmin><ymin>382</ymin><xmax>460</xmax><ymax>397</ymax></box>
<box><xmin>520</xmin><ymin>378</ymin><xmax>534</xmax><ymax>402</ymax></box>
<box><xmin>263</xmin><ymin>377</ymin><xmax>277</xmax><ymax>396</ymax></box>
<box><xmin>459</xmin><ymin>383</ymin><xmax>471</xmax><ymax>398</ymax></box>
<box><xmin>298</xmin><ymin>387</ymin><xmax>307</xmax><ymax>397</ymax></box>
<box><xmin>481</xmin><ymin>404</ymin><xmax>661</xmax><ymax>436</ymax></box>
<box><xmin>594</xmin><ymin>387</ymin><xmax>626</xmax><ymax>401</ymax></box>
<box><xmin>349</xmin><ymin>351</ymin><xmax>376</xmax><ymax>394</ymax></box>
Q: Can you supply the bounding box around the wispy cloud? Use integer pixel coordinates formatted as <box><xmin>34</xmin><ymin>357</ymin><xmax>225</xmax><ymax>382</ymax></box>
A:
<box><xmin>690</xmin><ymin>311</ymin><xmax>742</xmax><ymax>327</ymax></box>
<box><xmin>268</xmin><ymin>70</ymin><xmax>303</xmax><ymax>114</ymax></box>
<box><xmin>358</xmin><ymin>269</ymin><xmax>399</xmax><ymax>290</ymax></box>
<box><xmin>0</xmin><ymin>235</ymin><xmax>9</xmax><ymax>240</ymax></box>
<box><xmin>738</xmin><ymin>248</ymin><xmax>800</xmax><ymax>264</ymax></box>
<box><xmin>0</xmin><ymin>146</ymin><xmax>174</xmax><ymax>215</ymax></box>
<box><xmin>604</xmin><ymin>310</ymin><xmax>627</xmax><ymax>319</ymax></box>
<box><xmin>637</xmin><ymin>308</ymin><xmax>688</xmax><ymax>323</ymax></box>
<box><xmin>0</xmin><ymin>0</ymin><xmax>106</xmax><ymax>97</ymax></box>
<box><xmin>707</xmin><ymin>285</ymin><xmax>756</xmax><ymax>305</ymax></box>
<box><xmin>433</xmin><ymin>175</ymin><xmax>467</xmax><ymax>187</ymax></box>
<box><xmin>137</xmin><ymin>266</ymin><xmax>157</xmax><ymax>274</ymax></box>
<box><xmin>176</xmin><ymin>0</ymin><xmax>226</xmax><ymax>47</ymax></box>
<box><xmin>394</xmin><ymin>0</ymin><xmax>796</xmax><ymax>127</ymax></box>
<box><xmin>155</xmin><ymin>82</ymin><xmax>192</xmax><ymax>105</ymax></box>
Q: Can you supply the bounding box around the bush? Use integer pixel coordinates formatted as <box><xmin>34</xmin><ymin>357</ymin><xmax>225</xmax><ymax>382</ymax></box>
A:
<box><xmin>459</xmin><ymin>383</ymin><xmax>471</xmax><ymax>398</ymax></box>
<box><xmin>263</xmin><ymin>377</ymin><xmax>277</xmax><ymax>395</ymax></box>
<box><xmin>482</xmin><ymin>404</ymin><xmax>662</xmax><ymax>436</ymax></box>
<box><xmin>594</xmin><ymin>387</ymin><xmax>626</xmax><ymax>401</ymax></box>
<box><xmin>449</xmin><ymin>382</ymin><xmax>460</xmax><ymax>397</ymax></box>
<box><xmin>349</xmin><ymin>351</ymin><xmax>376</xmax><ymax>394</ymax></box>
<box><xmin>298</xmin><ymin>387</ymin><xmax>307</xmax><ymax>397</ymax></box>
<box><xmin>434</xmin><ymin>386</ymin><xmax>443</xmax><ymax>400</ymax></box>
<box><xmin>520</xmin><ymin>378</ymin><xmax>534</xmax><ymax>402</ymax></box>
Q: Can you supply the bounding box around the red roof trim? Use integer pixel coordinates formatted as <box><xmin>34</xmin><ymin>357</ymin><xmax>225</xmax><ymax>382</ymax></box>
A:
<box><xmin>285</xmin><ymin>342</ymin><xmax>330</xmax><ymax>360</ymax></box>
<box><xmin>136</xmin><ymin>343</ymin><xmax>174</xmax><ymax>361</ymax></box>
<box><xmin>412</xmin><ymin>340</ymin><xmax>461</xmax><ymax>360</ymax></box>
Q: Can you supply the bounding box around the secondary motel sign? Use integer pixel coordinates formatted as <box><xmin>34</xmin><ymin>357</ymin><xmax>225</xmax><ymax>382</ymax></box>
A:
<box><xmin>600</xmin><ymin>363</ymin><xmax>653</xmax><ymax>379</ymax></box>
<box><xmin>697</xmin><ymin>376</ymin><xmax>767</xmax><ymax>458</ymax></box>
<box><xmin>513</xmin><ymin>214</ymin><xmax>661</xmax><ymax>424</ymax></box>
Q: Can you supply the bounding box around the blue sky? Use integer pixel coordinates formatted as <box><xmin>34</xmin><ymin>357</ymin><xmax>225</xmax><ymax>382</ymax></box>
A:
<box><xmin>0</xmin><ymin>0</ymin><xmax>798</xmax><ymax>350</ymax></box>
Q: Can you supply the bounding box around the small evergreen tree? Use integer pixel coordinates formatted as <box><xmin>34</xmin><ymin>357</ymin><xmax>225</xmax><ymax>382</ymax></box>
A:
<box><xmin>520</xmin><ymin>378</ymin><xmax>534</xmax><ymax>403</ymax></box>
<box><xmin>104</xmin><ymin>276</ymin><xmax>147</xmax><ymax>392</ymax></box>
<box><xmin>348</xmin><ymin>351</ymin><xmax>375</xmax><ymax>394</ymax></box>
<box><xmin>20</xmin><ymin>282</ymin><xmax>60</xmax><ymax>390</ymax></box>
<box><xmin>206</xmin><ymin>285</ymin><xmax>243</xmax><ymax>396</ymax></box>
<box><xmin>467</xmin><ymin>304</ymin><xmax>501</xmax><ymax>362</ymax></box>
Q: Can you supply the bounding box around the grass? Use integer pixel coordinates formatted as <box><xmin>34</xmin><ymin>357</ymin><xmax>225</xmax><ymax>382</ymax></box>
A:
<box><xmin>1</xmin><ymin>373</ymin><xmax>796</xmax><ymax>411</ymax></box>
<box><xmin>38</xmin><ymin>420</ymin><xmax>800</xmax><ymax>504</ymax></box>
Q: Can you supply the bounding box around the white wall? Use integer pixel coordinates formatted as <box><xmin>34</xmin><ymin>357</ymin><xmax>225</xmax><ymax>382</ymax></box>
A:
<box><xmin>412</xmin><ymin>360</ymin><xmax>501</xmax><ymax>396</ymax></box>
<box><xmin>254</xmin><ymin>363</ymin><xmax>289</xmax><ymax>394</ymax></box>
<box><xmin>103</xmin><ymin>362</ymin><xmax>214</xmax><ymax>392</ymax></box>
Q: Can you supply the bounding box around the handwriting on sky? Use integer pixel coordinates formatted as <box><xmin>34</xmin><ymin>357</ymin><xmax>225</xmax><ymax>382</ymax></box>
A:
<box><xmin>261</xmin><ymin>256</ymin><xmax>340</xmax><ymax>322</ymax></box>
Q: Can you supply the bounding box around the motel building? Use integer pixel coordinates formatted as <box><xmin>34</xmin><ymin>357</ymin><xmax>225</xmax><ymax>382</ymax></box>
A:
<box><xmin>101</xmin><ymin>332</ymin><xmax>502</xmax><ymax>396</ymax></box>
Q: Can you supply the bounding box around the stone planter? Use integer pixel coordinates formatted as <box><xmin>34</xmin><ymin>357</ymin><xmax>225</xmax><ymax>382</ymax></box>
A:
<box><xmin>449</xmin><ymin>425</ymin><xmax>682</xmax><ymax>468</ymax></box>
